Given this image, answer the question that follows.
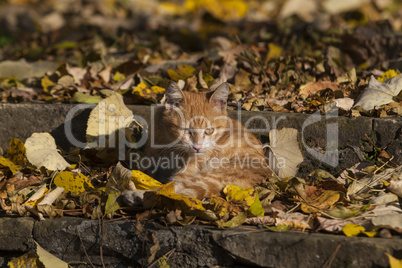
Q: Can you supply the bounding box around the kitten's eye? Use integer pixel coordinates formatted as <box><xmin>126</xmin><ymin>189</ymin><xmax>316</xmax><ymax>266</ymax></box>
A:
<box><xmin>183</xmin><ymin>128</ymin><xmax>190</xmax><ymax>134</ymax></box>
<box><xmin>204</xmin><ymin>128</ymin><xmax>214</xmax><ymax>135</ymax></box>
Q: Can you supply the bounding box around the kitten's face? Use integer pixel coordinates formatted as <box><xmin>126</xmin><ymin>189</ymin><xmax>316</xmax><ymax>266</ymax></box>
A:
<box><xmin>163</xmin><ymin>82</ymin><xmax>230</xmax><ymax>155</ymax></box>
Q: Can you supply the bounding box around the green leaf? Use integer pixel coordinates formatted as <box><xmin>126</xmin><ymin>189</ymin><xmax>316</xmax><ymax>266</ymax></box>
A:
<box><xmin>248</xmin><ymin>193</ymin><xmax>264</xmax><ymax>217</ymax></box>
<box><xmin>71</xmin><ymin>92</ymin><xmax>102</xmax><ymax>104</ymax></box>
<box><xmin>105</xmin><ymin>192</ymin><xmax>121</xmax><ymax>215</ymax></box>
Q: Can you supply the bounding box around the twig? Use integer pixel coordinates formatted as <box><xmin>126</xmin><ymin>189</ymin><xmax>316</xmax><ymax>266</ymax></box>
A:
<box><xmin>148</xmin><ymin>248</ymin><xmax>176</xmax><ymax>268</ymax></box>
<box><xmin>374</xmin><ymin>155</ymin><xmax>394</xmax><ymax>174</ymax></box>
<box><xmin>322</xmin><ymin>243</ymin><xmax>342</xmax><ymax>268</ymax></box>
<box><xmin>77</xmin><ymin>229</ymin><xmax>95</xmax><ymax>268</ymax></box>
<box><xmin>98</xmin><ymin>217</ymin><xmax>106</xmax><ymax>268</ymax></box>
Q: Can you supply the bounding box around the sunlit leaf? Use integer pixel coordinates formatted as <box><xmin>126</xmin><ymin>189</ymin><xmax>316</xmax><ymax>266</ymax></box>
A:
<box><xmin>167</xmin><ymin>64</ymin><xmax>196</xmax><ymax>81</ymax></box>
<box><xmin>131</xmin><ymin>170</ymin><xmax>163</xmax><ymax>190</ymax></box>
<box><xmin>378</xmin><ymin>69</ymin><xmax>399</xmax><ymax>83</ymax></box>
<box><xmin>54</xmin><ymin>171</ymin><xmax>94</xmax><ymax>195</ymax></box>
<box><xmin>41</xmin><ymin>75</ymin><xmax>55</xmax><ymax>93</ymax></box>
<box><xmin>386</xmin><ymin>253</ymin><xmax>402</xmax><ymax>268</ymax></box>
<box><xmin>342</xmin><ymin>223</ymin><xmax>365</xmax><ymax>237</ymax></box>
<box><xmin>5</xmin><ymin>138</ymin><xmax>26</xmax><ymax>165</ymax></box>
<box><xmin>25</xmin><ymin>133</ymin><xmax>70</xmax><ymax>171</ymax></box>
<box><xmin>132</xmin><ymin>82</ymin><xmax>165</xmax><ymax>103</ymax></box>
<box><xmin>301</xmin><ymin>190</ymin><xmax>341</xmax><ymax>214</ymax></box>
<box><xmin>266</xmin><ymin>128</ymin><xmax>303</xmax><ymax>179</ymax></box>
<box><xmin>105</xmin><ymin>192</ymin><xmax>121</xmax><ymax>215</ymax></box>
<box><xmin>71</xmin><ymin>92</ymin><xmax>102</xmax><ymax>104</ymax></box>
<box><xmin>7</xmin><ymin>252</ymin><xmax>38</xmax><ymax>268</ymax></box>
<box><xmin>35</xmin><ymin>240</ymin><xmax>69</xmax><ymax>268</ymax></box>
<box><xmin>216</xmin><ymin>211</ymin><xmax>247</xmax><ymax>228</ymax></box>
<box><xmin>0</xmin><ymin>156</ymin><xmax>21</xmax><ymax>175</ymax></box>
<box><xmin>265</xmin><ymin>225</ymin><xmax>292</xmax><ymax>232</ymax></box>
<box><xmin>354</xmin><ymin>75</ymin><xmax>402</xmax><ymax>110</ymax></box>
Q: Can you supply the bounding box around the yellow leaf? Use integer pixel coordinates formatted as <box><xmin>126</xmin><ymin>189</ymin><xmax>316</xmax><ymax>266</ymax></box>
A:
<box><xmin>386</xmin><ymin>253</ymin><xmax>402</xmax><ymax>268</ymax></box>
<box><xmin>216</xmin><ymin>211</ymin><xmax>247</xmax><ymax>228</ymax></box>
<box><xmin>131</xmin><ymin>170</ymin><xmax>162</xmax><ymax>190</ymax></box>
<box><xmin>223</xmin><ymin>185</ymin><xmax>255</xmax><ymax>206</ymax></box>
<box><xmin>167</xmin><ymin>64</ymin><xmax>196</xmax><ymax>81</ymax></box>
<box><xmin>54</xmin><ymin>171</ymin><xmax>94</xmax><ymax>195</ymax></box>
<box><xmin>7</xmin><ymin>252</ymin><xmax>38</xmax><ymax>268</ymax></box>
<box><xmin>5</xmin><ymin>138</ymin><xmax>26</xmax><ymax>165</ymax></box>
<box><xmin>113</xmin><ymin>71</ymin><xmax>126</xmax><ymax>82</ymax></box>
<box><xmin>132</xmin><ymin>82</ymin><xmax>165</xmax><ymax>103</ymax></box>
<box><xmin>159</xmin><ymin>2</ymin><xmax>185</xmax><ymax>15</ymax></box>
<box><xmin>156</xmin><ymin>182</ymin><xmax>206</xmax><ymax>211</ymax></box>
<box><xmin>342</xmin><ymin>223</ymin><xmax>365</xmax><ymax>237</ymax></box>
<box><xmin>363</xmin><ymin>231</ymin><xmax>377</xmax><ymax>237</ymax></box>
<box><xmin>266</xmin><ymin>43</ymin><xmax>282</xmax><ymax>61</ymax></box>
<box><xmin>301</xmin><ymin>190</ymin><xmax>341</xmax><ymax>214</ymax></box>
<box><xmin>0</xmin><ymin>156</ymin><xmax>21</xmax><ymax>175</ymax></box>
<box><xmin>185</xmin><ymin>0</ymin><xmax>248</xmax><ymax>21</ymax></box>
<box><xmin>35</xmin><ymin>240</ymin><xmax>69</xmax><ymax>268</ymax></box>
<box><xmin>248</xmin><ymin>193</ymin><xmax>264</xmax><ymax>217</ymax></box>
<box><xmin>24</xmin><ymin>184</ymin><xmax>48</xmax><ymax>208</ymax></box>
<box><xmin>378</xmin><ymin>69</ymin><xmax>399</xmax><ymax>82</ymax></box>
<box><xmin>41</xmin><ymin>75</ymin><xmax>55</xmax><ymax>93</ymax></box>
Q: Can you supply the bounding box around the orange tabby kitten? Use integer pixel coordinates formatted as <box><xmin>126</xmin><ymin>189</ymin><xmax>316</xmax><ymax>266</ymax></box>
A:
<box><xmin>138</xmin><ymin>81</ymin><xmax>273</xmax><ymax>199</ymax></box>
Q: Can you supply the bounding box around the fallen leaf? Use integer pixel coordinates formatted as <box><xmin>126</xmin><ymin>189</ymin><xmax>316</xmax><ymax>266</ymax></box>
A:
<box><xmin>7</xmin><ymin>252</ymin><xmax>38</xmax><ymax>268</ymax></box>
<box><xmin>301</xmin><ymin>190</ymin><xmax>341</xmax><ymax>213</ymax></box>
<box><xmin>105</xmin><ymin>192</ymin><xmax>121</xmax><ymax>215</ymax></box>
<box><xmin>265</xmin><ymin>225</ymin><xmax>292</xmax><ymax>232</ymax></box>
<box><xmin>0</xmin><ymin>156</ymin><xmax>21</xmax><ymax>175</ymax></box>
<box><xmin>4</xmin><ymin>138</ymin><xmax>26</xmax><ymax>165</ymax></box>
<box><xmin>0</xmin><ymin>59</ymin><xmax>57</xmax><ymax>80</ymax></box>
<box><xmin>106</xmin><ymin>162</ymin><xmax>137</xmax><ymax>194</ymax></box>
<box><xmin>377</xmin><ymin>69</ymin><xmax>399</xmax><ymax>82</ymax></box>
<box><xmin>71</xmin><ymin>92</ymin><xmax>102</xmax><ymax>104</ymax></box>
<box><xmin>386</xmin><ymin>253</ymin><xmax>402</xmax><ymax>268</ymax></box>
<box><xmin>54</xmin><ymin>171</ymin><xmax>94</xmax><ymax>195</ymax></box>
<box><xmin>132</xmin><ymin>82</ymin><xmax>165</xmax><ymax>103</ymax></box>
<box><xmin>216</xmin><ymin>211</ymin><xmax>247</xmax><ymax>228</ymax></box>
<box><xmin>34</xmin><ymin>240</ymin><xmax>69</xmax><ymax>268</ymax></box>
<box><xmin>266</xmin><ymin>128</ymin><xmax>303</xmax><ymax>179</ymax></box>
<box><xmin>25</xmin><ymin>133</ymin><xmax>70</xmax><ymax>171</ymax></box>
<box><xmin>299</xmin><ymin>81</ymin><xmax>341</xmax><ymax>97</ymax></box>
<box><xmin>86</xmin><ymin>92</ymin><xmax>135</xmax><ymax>148</ymax></box>
<box><xmin>354</xmin><ymin>75</ymin><xmax>402</xmax><ymax>110</ymax></box>
<box><xmin>167</xmin><ymin>64</ymin><xmax>196</xmax><ymax>81</ymax></box>
<box><xmin>342</xmin><ymin>223</ymin><xmax>365</xmax><ymax>237</ymax></box>
<box><xmin>131</xmin><ymin>170</ymin><xmax>163</xmax><ymax>190</ymax></box>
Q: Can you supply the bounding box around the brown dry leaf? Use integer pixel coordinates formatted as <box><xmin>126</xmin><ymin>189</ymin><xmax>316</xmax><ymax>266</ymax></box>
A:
<box><xmin>147</xmin><ymin>233</ymin><xmax>160</xmax><ymax>264</ymax></box>
<box><xmin>299</xmin><ymin>81</ymin><xmax>341</xmax><ymax>97</ymax></box>
<box><xmin>244</xmin><ymin>216</ymin><xmax>275</xmax><ymax>225</ymax></box>
<box><xmin>235</xmin><ymin>68</ymin><xmax>252</xmax><ymax>90</ymax></box>
<box><xmin>273</xmin><ymin>208</ymin><xmax>314</xmax><ymax>229</ymax></box>
<box><xmin>301</xmin><ymin>190</ymin><xmax>341</xmax><ymax>214</ymax></box>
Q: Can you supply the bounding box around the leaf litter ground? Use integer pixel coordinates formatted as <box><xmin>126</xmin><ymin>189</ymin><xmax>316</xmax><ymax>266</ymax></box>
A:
<box><xmin>0</xmin><ymin>0</ymin><xmax>402</xmax><ymax>266</ymax></box>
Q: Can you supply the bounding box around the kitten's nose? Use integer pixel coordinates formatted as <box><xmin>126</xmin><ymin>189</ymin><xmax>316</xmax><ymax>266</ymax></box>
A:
<box><xmin>193</xmin><ymin>145</ymin><xmax>202</xmax><ymax>152</ymax></box>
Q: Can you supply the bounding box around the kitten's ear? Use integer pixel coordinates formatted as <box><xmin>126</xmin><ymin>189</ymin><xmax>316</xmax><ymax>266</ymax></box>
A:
<box><xmin>165</xmin><ymin>81</ymin><xmax>184</xmax><ymax>107</ymax></box>
<box><xmin>208</xmin><ymin>83</ymin><xmax>229</xmax><ymax>111</ymax></box>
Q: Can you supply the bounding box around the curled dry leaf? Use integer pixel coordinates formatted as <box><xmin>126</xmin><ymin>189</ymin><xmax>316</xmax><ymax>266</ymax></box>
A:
<box><xmin>265</xmin><ymin>128</ymin><xmax>303</xmax><ymax>179</ymax></box>
<box><xmin>273</xmin><ymin>208</ymin><xmax>314</xmax><ymax>229</ymax></box>
<box><xmin>34</xmin><ymin>240</ymin><xmax>69</xmax><ymax>268</ymax></box>
<box><xmin>25</xmin><ymin>133</ymin><xmax>70</xmax><ymax>171</ymax></box>
<box><xmin>353</xmin><ymin>75</ymin><xmax>402</xmax><ymax>110</ymax></box>
<box><xmin>86</xmin><ymin>93</ymin><xmax>135</xmax><ymax>148</ymax></box>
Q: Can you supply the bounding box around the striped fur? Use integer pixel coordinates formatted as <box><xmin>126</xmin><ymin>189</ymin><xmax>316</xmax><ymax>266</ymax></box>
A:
<box><xmin>144</xmin><ymin>82</ymin><xmax>272</xmax><ymax>199</ymax></box>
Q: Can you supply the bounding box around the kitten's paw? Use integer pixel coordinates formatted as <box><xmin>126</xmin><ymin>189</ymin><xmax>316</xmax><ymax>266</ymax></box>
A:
<box><xmin>120</xmin><ymin>190</ymin><xmax>145</xmax><ymax>207</ymax></box>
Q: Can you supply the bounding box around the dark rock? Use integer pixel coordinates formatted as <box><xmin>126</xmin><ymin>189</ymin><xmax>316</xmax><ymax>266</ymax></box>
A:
<box><xmin>1</xmin><ymin>216</ymin><xmax>402</xmax><ymax>267</ymax></box>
